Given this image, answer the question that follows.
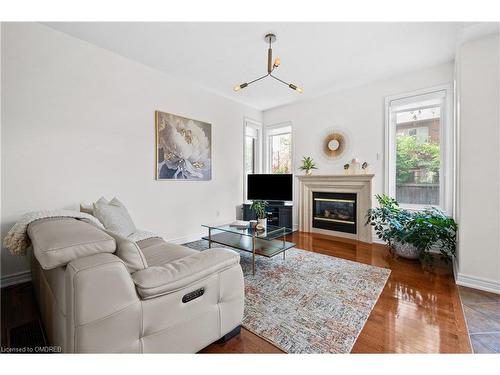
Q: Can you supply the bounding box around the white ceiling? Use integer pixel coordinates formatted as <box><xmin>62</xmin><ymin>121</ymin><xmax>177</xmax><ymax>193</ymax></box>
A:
<box><xmin>44</xmin><ymin>22</ymin><xmax>466</xmax><ymax>110</ymax></box>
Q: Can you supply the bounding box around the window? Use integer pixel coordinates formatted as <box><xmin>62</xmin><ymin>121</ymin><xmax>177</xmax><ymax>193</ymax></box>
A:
<box><xmin>244</xmin><ymin>119</ymin><xmax>262</xmax><ymax>198</ymax></box>
<box><xmin>245</xmin><ymin>128</ymin><xmax>258</xmax><ymax>175</ymax></box>
<box><xmin>266</xmin><ymin>124</ymin><xmax>292</xmax><ymax>174</ymax></box>
<box><xmin>385</xmin><ymin>86</ymin><xmax>453</xmax><ymax>213</ymax></box>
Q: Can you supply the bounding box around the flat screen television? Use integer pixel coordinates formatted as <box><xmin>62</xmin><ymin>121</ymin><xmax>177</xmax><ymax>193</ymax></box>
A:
<box><xmin>247</xmin><ymin>174</ymin><xmax>293</xmax><ymax>202</ymax></box>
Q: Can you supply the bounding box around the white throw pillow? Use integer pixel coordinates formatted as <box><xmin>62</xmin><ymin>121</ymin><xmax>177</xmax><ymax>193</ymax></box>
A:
<box><xmin>93</xmin><ymin>197</ymin><xmax>136</xmax><ymax>237</ymax></box>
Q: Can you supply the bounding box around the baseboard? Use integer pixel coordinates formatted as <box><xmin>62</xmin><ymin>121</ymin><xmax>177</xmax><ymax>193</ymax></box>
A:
<box><xmin>453</xmin><ymin>257</ymin><xmax>459</xmax><ymax>281</ymax></box>
<box><xmin>167</xmin><ymin>232</ymin><xmax>204</xmax><ymax>245</ymax></box>
<box><xmin>1</xmin><ymin>270</ymin><xmax>32</xmax><ymax>288</ymax></box>
<box><xmin>455</xmin><ymin>272</ymin><xmax>500</xmax><ymax>295</ymax></box>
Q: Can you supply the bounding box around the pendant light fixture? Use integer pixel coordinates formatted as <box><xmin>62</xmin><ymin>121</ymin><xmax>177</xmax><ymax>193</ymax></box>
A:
<box><xmin>233</xmin><ymin>33</ymin><xmax>303</xmax><ymax>93</ymax></box>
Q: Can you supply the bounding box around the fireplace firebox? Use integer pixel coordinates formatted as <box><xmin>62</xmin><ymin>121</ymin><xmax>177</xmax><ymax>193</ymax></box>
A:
<box><xmin>312</xmin><ymin>192</ymin><xmax>357</xmax><ymax>234</ymax></box>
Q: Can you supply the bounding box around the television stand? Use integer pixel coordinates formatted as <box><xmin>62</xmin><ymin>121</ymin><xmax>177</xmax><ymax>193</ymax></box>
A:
<box><xmin>242</xmin><ymin>202</ymin><xmax>293</xmax><ymax>229</ymax></box>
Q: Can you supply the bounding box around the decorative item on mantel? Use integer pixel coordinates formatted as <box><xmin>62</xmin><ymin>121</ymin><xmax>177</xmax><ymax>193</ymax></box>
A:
<box><xmin>299</xmin><ymin>156</ymin><xmax>318</xmax><ymax>175</ymax></box>
<box><xmin>349</xmin><ymin>158</ymin><xmax>361</xmax><ymax>174</ymax></box>
<box><xmin>343</xmin><ymin>163</ymin><xmax>350</xmax><ymax>175</ymax></box>
<box><xmin>361</xmin><ymin>162</ymin><xmax>369</xmax><ymax>174</ymax></box>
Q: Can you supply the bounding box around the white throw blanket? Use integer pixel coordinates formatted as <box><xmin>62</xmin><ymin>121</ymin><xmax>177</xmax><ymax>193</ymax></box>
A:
<box><xmin>3</xmin><ymin>209</ymin><xmax>162</xmax><ymax>256</ymax></box>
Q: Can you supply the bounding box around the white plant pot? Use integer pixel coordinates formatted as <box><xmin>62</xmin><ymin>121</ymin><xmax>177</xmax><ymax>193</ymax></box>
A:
<box><xmin>258</xmin><ymin>218</ymin><xmax>267</xmax><ymax>230</ymax></box>
<box><xmin>392</xmin><ymin>240</ymin><xmax>421</xmax><ymax>260</ymax></box>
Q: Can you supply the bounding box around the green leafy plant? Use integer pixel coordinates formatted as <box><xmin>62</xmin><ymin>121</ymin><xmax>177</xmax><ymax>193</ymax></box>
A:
<box><xmin>396</xmin><ymin>135</ymin><xmax>440</xmax><ymax>184</ymax></box>
<box><xmin>366</xmin><ymin>194</ymin><xmax>457</xmax><ymax>263</ymax></box>
<box><xmin>299</xmin><ymin>156</ymin><xmax>318</xmax><ymax>173</ymax></box>
<box><xmin>250</xmin><ymin>200</ymin><xmax>268</xmax><ymax>219</ymax></box>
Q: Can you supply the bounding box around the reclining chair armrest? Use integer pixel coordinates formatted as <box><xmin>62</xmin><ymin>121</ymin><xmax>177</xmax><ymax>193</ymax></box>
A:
<box><xmin>66</xmin><ymin>253</ymin><xmax>142</xmax><ymax>353</ymax></box>
<box><xmin>132</xmin><ymin>248</ymin><xmax>240</xmax><ymax>299</ymax></box>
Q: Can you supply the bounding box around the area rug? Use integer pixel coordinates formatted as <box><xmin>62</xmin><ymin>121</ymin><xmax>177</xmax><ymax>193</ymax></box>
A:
<box><xmin>184</xmin><ymin>240</ymin><xmax>391</xmax><ymax>353</ymax></box>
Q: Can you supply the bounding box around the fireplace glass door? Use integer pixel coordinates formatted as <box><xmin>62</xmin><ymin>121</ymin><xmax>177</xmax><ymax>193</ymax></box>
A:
<box><xmin>312</xmin><ymin>192</ymin><xmax>357</xmax><ymax>234</ymax></box>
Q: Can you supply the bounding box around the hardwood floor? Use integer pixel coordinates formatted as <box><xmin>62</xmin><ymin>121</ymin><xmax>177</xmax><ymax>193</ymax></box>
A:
<box><xmin>1</xmin><ymin>232</ymin><xmax>472</xmax><ymax>353</ymax></box>
<box><xmin>1</xmin><ymin>282</ymin><xmax>40</xmax><ymax>349</ymax></box>
<box><xmin>204</xmin><ymin>232</ymin><xmax>472</xmax><ymax>353</ymax></box>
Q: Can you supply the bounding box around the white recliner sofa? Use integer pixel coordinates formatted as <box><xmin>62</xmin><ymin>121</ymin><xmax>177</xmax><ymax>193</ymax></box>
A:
<box><xmin>28</xmin><ymin>217</ymin><xmax>244</xmax><ymax>353</ymax></box>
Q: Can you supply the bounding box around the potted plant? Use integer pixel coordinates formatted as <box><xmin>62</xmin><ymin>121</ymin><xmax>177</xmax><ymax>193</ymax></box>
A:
<box><xmin>250</xmin><ymin>200</ymin><xmax>268</xmax><ymax>230</ymax></box>
<box><xmin>366</xmin><ymin>194</ymin><xmax>457</xmax><ymax>264</ymax></box>
<box><xmin>299</xmin><ymin>156</ymin><xmax>318</xmax><ymax>175</ymax></box>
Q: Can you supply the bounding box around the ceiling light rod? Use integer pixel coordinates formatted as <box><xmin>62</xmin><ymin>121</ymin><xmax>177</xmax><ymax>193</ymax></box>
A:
<box><xmin>270</xmin><ymin>73</ymin><xmax>303</xmax><ymax>93</ymax></box>
<box><xmin>233</xmin><ymin>33</ymin><xmax>303</xmax><ymax>93</ymax></box>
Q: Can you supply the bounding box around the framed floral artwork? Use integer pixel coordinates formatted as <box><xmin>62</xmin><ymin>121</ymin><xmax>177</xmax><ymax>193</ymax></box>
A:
<box><xmin>155</xmin><ymin>111</ymin><xmax>212</xmax><ymax>180</ymax></box>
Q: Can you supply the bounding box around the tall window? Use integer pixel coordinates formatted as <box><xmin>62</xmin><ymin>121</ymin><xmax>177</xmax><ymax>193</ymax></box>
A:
<box><xmin>266</xmin><ymin>124</ymin><xmax>292</xmax><ymax>174</ymax></box>
<box><xmin>245</xmin><ymin>128</ymin><xmax>258</xmax><ymax>175</ymax></box>
<box><xmin>244</xmin><ymin>119</ymin><xmax>262</xmax><ymax>198</ymax></box>
<box><xmin>385</xmin><ymin>86</ymin><xmax>453</xmax><ymax>212</ymax></box>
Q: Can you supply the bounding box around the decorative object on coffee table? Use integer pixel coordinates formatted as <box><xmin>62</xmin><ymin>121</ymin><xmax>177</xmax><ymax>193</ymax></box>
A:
<box><xmin>250</xmin><ymin>200</ymin><xmax>268</xmax><ymax>230</ymax></box>
<box><xmin>299</xmin><ymin>156</ymin><xmax>318</xmax><ymax>175</ymax></box>
<box><xmin>155</xmin><ymin>110</ymin><xmax>212</xmax><ymax>180</ymax></box>
<box><xmin>366</xmin><ymin>194</ymin><xmax>457</xmax><ymax>263</ymax></box>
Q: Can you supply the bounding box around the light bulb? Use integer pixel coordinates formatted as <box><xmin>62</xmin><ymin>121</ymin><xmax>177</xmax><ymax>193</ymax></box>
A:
<box><xmin>274</xmin><ymin>56</ymin><xmax>281</xmax><ymax>67</ymax></box>
<box><xmin>296</xmin><ymin>86</ymin><xmax>303</xmax><ymax>93</ymax></box>
<box><xmin>233</xmin><ymin>82</ymin><xmax>248</xmax><ymax>92</ymax></box>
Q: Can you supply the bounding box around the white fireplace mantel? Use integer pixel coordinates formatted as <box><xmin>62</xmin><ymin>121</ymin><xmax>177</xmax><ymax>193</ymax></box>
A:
<box><xmin>296</xmin><ymin>174</ymin><xmax>375</xmax><ymax>243</ymax></box>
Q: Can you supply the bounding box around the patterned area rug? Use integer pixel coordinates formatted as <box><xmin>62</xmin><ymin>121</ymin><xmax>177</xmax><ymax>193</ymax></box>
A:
<box><xmin>184</xmin><ymin>240</ymin><xmax>390</xmax><ymax>353</ymax></box>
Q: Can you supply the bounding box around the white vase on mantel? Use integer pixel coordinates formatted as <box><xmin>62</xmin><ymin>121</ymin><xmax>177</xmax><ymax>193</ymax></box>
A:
<box><xmin>350</xmin><ymin>158</ymin><xmax>361</xmax><ymax>174</ymax></box>
<box><xmin>305</xmin><ymin>169</ymin><xmax>313</xmax><ymax>176</ymax></box>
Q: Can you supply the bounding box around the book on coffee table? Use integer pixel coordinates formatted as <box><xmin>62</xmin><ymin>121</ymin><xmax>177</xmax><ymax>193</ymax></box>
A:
<box><xmin>229</xmin><ymin>220</ymin><xmax>250</xmax><ymax>229</ymax></box>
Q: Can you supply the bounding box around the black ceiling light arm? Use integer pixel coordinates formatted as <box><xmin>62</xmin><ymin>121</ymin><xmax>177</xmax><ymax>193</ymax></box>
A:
<box><xmin>249</xmin><ymin>73</ymin><xmax>269</xmax><ymax>85</ymax></box>
<box><xmin>234</xmin><ymin>73</ymin><xmax>269</xmax><ymax>91</ymax></box>
<box><xmin>270</xmin><ymin>73</ymin><xmax>289</xmax><ymax>86</ymax></box>
<box><xmin>233</xmin><ymin>33</ymin><xmax>302</xmax><ymax>93</ymax></box>
<box><xmin>270</xmin><ymin>74</ymin><xmax>303</xmax><ymax>93</ymax></box>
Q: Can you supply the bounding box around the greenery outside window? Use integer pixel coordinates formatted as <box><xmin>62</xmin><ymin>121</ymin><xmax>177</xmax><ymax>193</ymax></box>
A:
<box><xmin>385</xmin><ymin>86</ymin><xmax>454</xmax><ymax>214</ymax></box>
<box><xmin>265</xmin><ymin>123</ymin><xmax>292</xmax><ymax>174</ymax></box>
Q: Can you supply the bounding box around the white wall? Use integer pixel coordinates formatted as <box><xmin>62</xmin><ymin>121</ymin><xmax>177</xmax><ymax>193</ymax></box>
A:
<box><xmin>263</xmin><ymin>62</ymin><xmax>454</xmax><ymax>227</ymax></box>
<box><xmin>1</xmin><ymin>23</ymin><xmax>261</xmax><ymax>281</ymax></box>
<box><xmin>455</xmin><ymin>32</ymin><xmax>500</xmax><ymax>293</ymax></box>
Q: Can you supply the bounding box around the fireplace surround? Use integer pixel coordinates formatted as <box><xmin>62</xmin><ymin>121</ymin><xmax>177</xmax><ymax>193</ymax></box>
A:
<box><xmin>297</xmin><ymin>174</ymin><xmax>374</xmax><ymax>242</ymax></box>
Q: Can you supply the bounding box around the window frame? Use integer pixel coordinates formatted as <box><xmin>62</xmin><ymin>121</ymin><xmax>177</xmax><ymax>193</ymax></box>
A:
<box><xmin>264</xmin><ymin>121</ymin><xmax>294</xmax><ymax>174</ymax></box>
<box><xmin>384</xmin><ymin>84</ymin><xmax>454</xmax><ymax>214</ymax></box>
<box><xmin>243</xmin><ymin>117</ymin><xmax>263</xmax><ymax>201</ymax></box>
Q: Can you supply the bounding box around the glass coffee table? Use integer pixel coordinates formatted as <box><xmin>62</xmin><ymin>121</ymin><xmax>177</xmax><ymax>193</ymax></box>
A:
<box><xmin>202</xmin><ymin>223</ymin><xmax>295</xmax><ymax>275</ymax></box>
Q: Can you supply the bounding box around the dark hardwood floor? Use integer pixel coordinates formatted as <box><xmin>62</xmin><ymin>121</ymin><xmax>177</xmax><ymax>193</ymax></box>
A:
<box><xmin>2</xmin><ymin>232</ymin><xmax>472</xmax><ymax>353</ymax></box>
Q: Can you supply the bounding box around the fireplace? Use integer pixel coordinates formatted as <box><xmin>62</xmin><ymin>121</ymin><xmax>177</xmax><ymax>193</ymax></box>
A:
<box><xmin>297</xmin><ymin>175</ymin><xmax>373</xmax><ymax>242</ymax></box>
<box><xmin>312</xmin><ymin>192</ymin><xmax>357</xmax><ymax>234</ymax></box>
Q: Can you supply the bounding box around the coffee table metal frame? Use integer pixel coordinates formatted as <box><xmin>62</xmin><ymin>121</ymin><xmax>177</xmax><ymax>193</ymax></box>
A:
<box><xmin>202</xmin><ymin>224</ymin><xmax>295</xmax><ymax>275</ymax></box>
